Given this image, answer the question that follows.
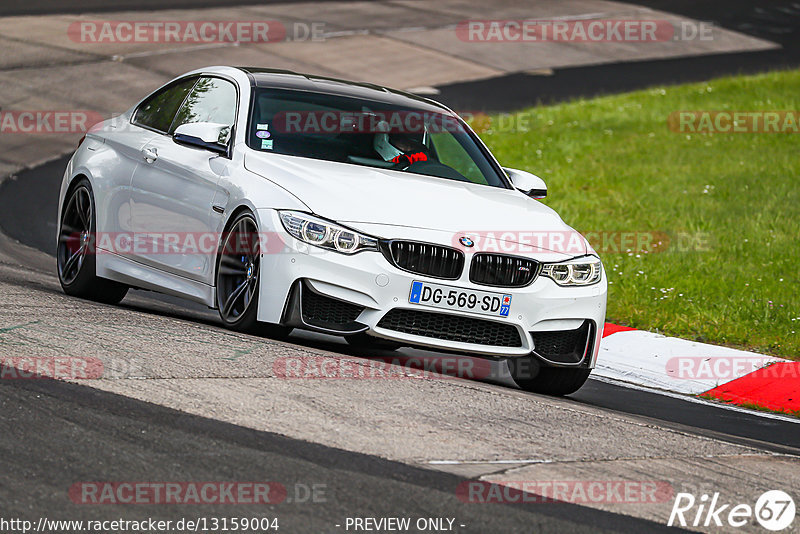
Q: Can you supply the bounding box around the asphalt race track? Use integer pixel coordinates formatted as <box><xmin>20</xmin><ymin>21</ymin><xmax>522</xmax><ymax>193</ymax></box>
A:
<box><xmin>2</xmin><ymin>376</ymin><xmax>684</xmax><ymax>532</ymax></box>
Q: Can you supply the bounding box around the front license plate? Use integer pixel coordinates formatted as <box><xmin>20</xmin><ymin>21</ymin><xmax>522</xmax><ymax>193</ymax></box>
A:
<box><xmin>408</xmin><ymin>281</ymin><xmax>512</xmax><ymax>317</ymax></box>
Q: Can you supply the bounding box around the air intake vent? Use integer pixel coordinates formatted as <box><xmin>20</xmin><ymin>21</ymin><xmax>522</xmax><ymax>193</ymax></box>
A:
<box><xmin>377</xmin><ymin>308</ymin><xmax>522</xmax><ymax>347</ymax></box>
<box><xmin>470</xmin><ymin>253</ymin><xmax>539</xmax><ymax>287</ymax></box>
<box><xmin>530</xmin><ymin>321</ymin><xmax>593</xmax><ymax>364</ymax></box>
<box><xmin>381</xmin><ymin>241</ymin><xmax>464</xmax><ymax>280</ymax></box>
<box><xmin>301</xmin><ymin>285</ymin><xmax>365</xmax><ymax>327</ymax></box>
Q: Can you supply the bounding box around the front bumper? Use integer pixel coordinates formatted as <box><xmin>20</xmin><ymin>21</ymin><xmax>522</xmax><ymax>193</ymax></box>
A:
<box><xmin>255</xmin><ymin>209</ymin><xmax>607</xmax><ymax>367</ymax></box>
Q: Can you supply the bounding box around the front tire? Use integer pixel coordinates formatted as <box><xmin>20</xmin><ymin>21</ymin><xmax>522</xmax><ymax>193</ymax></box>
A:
<box><xmin>509</xmin><ymin>356</ymin><xmax>591</xmax><ymax>396</ymax></box>
<box><xmin>215</xmin><ymin>211</ymin><xmax>289</xmax><ymax>338</ymax></box>
<box><xmin>57</xmin><ymin>178</ymin><xmax>128</xmax><ymax>304</ymax></box>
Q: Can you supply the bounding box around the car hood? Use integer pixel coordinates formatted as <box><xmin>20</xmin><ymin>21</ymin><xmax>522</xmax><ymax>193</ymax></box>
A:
<box><xmin>244</xmin><ymin>152</ymin><xmax>586</xmax><ymax>255</ymax></box>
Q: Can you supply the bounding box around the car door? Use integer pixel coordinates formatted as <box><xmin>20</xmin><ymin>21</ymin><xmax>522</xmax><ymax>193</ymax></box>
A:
<box><xmin>96</xmin><ymin>77</ymin><xmax>197</xmax><ymax>237</ymax></box>
<box><xmin>129</xmin><ymin>76</ymin><xmax>238</xmax><ymax>284</ymax></box>
<box><xmin>93</xmin><ymin>125</ymin><xmax>156</xmax><ymax>238</ymax></box>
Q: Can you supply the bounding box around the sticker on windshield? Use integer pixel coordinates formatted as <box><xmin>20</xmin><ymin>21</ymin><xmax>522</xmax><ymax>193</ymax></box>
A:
<box><xmin>261</xmin><ymin>139</ymin><xmax>274</xmax><ymax>150</ymax></box>
<box><xmin>256</xmin><ymin>130</ymin><xmax>271</xmax><ymax>139</ymax></box>
<box><xmin>256</xmin><ymin>123</ymin><xmax>269</xmax><ymax>130</ymax></box>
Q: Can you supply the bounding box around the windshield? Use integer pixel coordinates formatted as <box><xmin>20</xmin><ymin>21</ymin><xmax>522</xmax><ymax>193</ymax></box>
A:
<box><xmin>247</xmin><ymin>88</ymin><xmax>509</xmax><ymax>188</ymax></box>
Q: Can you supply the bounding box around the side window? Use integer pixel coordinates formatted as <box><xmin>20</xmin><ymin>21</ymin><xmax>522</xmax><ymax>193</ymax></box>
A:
<box><xmin>169</xmin><ymin>77</ymin><xmax>237</xmax><ymax>135</ymax></box>
<box><xmin>133</xmin><ymin>77</ymin><xmax>197</xmax><ymax>133</ymax></box>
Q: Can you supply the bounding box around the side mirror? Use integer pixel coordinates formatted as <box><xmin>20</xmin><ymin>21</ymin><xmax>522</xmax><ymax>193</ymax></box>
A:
<box><xmin>173</xmin><ymin>122</ymin><xmax>230</xmax><ymax>155</ymax></box>
<box><xmin>504</xmin><ymin>167</ymin><xmax>547</xmax><ymax>199</ymax></box>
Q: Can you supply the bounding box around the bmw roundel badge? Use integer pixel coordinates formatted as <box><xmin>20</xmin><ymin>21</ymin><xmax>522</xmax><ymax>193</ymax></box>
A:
<box><xmin>459</xmin><ymin>236</ymin><xmax>474</xmax><ymax>247</ymax></box>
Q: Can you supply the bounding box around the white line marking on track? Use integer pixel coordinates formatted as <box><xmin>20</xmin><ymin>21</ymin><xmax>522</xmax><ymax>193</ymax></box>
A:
<box><xmin>428</xmin><ymin>459</ymin><xmax>552</xmax><ymax>465</ymax></box>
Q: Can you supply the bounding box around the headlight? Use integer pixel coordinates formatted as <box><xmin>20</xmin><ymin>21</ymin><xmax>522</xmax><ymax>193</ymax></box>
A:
<box><xmin>279</xmin><ymin>211</ymin><xmax>379</xmax><ymax>254</ymax></box>
<box><xmin>541</xmin><ymin>256</ymin><xmax>602</xmax><ymax>286</ymax></box>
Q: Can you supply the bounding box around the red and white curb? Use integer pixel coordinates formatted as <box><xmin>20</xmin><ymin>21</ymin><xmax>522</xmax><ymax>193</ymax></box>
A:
<box><xmin>596</xmin><ymin>323</ymin><xmax>800</xmax><ymax>416</ymax></box>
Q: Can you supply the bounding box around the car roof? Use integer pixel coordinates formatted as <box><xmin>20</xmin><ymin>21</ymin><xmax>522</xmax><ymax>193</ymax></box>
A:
<box><xmin>235</xmin><ymin>67</ymin><xmax>452</xmax><ymax>113</ymax></box>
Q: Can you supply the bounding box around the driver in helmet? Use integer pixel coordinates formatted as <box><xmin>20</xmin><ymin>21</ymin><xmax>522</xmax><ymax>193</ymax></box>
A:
<box><xmin>373</xmin><ymin>127</ymin><xmax>429</xmax><ymax>167</ymax></box>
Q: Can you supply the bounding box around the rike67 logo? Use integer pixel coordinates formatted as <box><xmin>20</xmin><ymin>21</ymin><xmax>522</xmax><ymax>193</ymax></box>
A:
<box><xmin>669</xmin><ymin>490</ymin><xmax>795</xmax><ymax>531</ymax></box>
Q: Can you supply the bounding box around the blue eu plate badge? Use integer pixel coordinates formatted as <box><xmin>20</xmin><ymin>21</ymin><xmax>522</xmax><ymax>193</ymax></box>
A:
<box><xmin>500</xmin><ymin>294</ymin><xmax>511</xmax><ymax>317</ymax></box>
<box><xmin>409</xmin><ymin>281</ymin><xmax>423</xmax><ymax>303</ymax></box>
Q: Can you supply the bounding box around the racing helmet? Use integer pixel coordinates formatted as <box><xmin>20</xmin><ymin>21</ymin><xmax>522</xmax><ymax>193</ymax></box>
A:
<box><xmin>373</xmin><ymin>121</ymin><xmax>427</xmax><ymax>162</ymax></box>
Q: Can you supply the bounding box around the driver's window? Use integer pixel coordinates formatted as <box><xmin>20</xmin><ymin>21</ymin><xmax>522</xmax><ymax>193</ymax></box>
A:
<box><xmin>133</xmin><ymin>77</ymin><xmax>197</xmax><ymax>133</ymax></box>
<box><xmin>169</xmin><ymin>77</ymin><xmax>237</xmax><ymax>136</ymax></box>
<box><xmin>428</xmin><ymin>131</ymin><xmax>488</xmax><ymax>185</ymax></box>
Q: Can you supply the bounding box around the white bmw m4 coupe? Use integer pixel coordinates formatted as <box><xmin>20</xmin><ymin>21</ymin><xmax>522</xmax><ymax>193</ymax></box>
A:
<box><xmin>57</xmin><ymin>66</ymin><xmax>607</xmax><ymax>395</ymax></box>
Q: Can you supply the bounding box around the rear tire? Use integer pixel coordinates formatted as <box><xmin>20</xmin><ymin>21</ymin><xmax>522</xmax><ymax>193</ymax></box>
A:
<box><xmin>57</xmin><ymin>178</ymin><xmax>128</xmax><ymax>305</ymax></box>
<box><xmin>509</xmin><ymin>356</ymin><xmax>591</xmax><ymax>396</ymax></box>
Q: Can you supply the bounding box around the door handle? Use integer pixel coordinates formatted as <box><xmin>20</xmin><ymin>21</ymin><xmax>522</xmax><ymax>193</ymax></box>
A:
<box><xmin>142</xmin><ymin>147</ymin><xmax>158</xmax><ymax>163</ymax></box>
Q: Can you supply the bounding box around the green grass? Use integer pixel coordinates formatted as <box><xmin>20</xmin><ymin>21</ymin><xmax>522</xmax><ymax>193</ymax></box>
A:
<box><xmin>472</xmin><ymin>69</ymin><xmax>800</xmax><ymax>359</ymax></box>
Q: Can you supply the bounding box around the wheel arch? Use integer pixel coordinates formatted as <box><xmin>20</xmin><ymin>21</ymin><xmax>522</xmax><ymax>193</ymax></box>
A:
<box><xmin>64</xmin><ymin>172</ymin><xmax>92</xmax><ymax>197</ymax></box>
<box><xmin>213</xmin><ymin>205</ymin><xmax>257</xmax><ymax>287</ymax></box>
<box><xmin>56</xmin><ymin>171</ymin><xmax>93</xmax><ymax>249</ymax></box>
<box><xmin>58</xmin><ymin>162</ymin><xmax>96</xmax><ymax>210</ymax></box>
